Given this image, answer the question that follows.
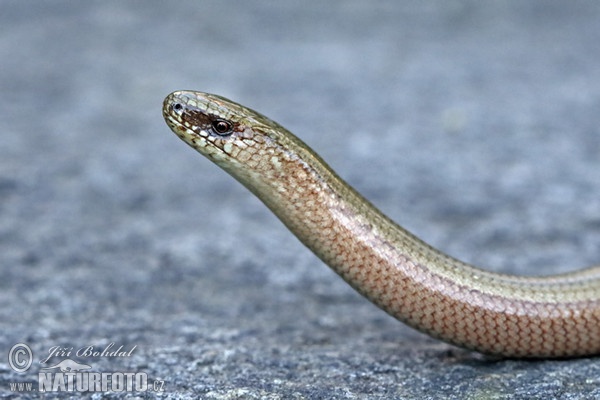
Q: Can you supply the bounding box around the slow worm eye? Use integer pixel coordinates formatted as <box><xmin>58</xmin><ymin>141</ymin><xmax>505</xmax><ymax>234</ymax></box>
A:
<box><xmin>212</xmin><ymin>119</ymin><xmax>233</xmax><ymax>136</ymax></box>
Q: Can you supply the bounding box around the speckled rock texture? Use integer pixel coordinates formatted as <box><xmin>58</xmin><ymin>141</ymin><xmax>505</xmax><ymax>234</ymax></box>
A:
<box><xmin>1</xmin><ymin>1</ymin><xmax>599</xmax><ymax>399</ymax></box>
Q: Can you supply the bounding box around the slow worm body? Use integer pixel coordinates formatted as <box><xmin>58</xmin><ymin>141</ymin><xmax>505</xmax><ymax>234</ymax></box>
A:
<box><xmin>163</xmin><ymin>91</ymin><xmax>600</xmax><ymax>358</ymax></box>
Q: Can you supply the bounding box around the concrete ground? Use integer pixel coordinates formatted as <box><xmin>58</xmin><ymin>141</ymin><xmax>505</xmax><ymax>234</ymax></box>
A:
<box><xmin>1</xmin><ymin>1</ymin><xmax>600</xmax><ymax>399</ymax></box>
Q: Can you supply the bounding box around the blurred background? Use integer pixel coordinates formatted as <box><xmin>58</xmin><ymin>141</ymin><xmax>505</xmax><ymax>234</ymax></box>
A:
<box><xmin>1</xmin><ymin>2</ymin><xmax>599</xmax><ymax>398</ymax></box>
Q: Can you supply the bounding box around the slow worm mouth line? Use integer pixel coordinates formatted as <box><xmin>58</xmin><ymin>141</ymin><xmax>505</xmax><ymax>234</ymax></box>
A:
<box><xmin>163</xmin><ymin>90</ymin><xmax>600</xmax><ymax>359</ymax></box>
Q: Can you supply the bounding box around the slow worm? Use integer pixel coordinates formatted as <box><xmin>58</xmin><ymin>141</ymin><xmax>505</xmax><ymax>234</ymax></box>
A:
<box><xmin>162</xmin><ymin>90</ymin><xmax>600</xmax><ymax>358</ymax></box>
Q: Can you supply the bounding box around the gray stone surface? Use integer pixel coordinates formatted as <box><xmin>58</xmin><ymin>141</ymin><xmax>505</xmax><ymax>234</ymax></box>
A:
<box><xmin>1</xmin><ymin>1</ymin><xmax>600</xmax><ymax>399</ymax></box>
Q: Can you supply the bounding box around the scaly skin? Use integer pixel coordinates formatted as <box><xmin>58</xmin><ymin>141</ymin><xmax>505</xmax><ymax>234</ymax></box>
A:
<box><xmin>162</xmin><ymin>90</ymin><xmax>600</xmax><ymax>358</ymax></box>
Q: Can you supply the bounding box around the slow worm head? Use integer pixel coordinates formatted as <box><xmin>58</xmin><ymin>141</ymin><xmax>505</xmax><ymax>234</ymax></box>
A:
<box><xmin>163</xmin><ymin>90</ymin><xmax>600</xmax><ymax>358</ymax></box>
